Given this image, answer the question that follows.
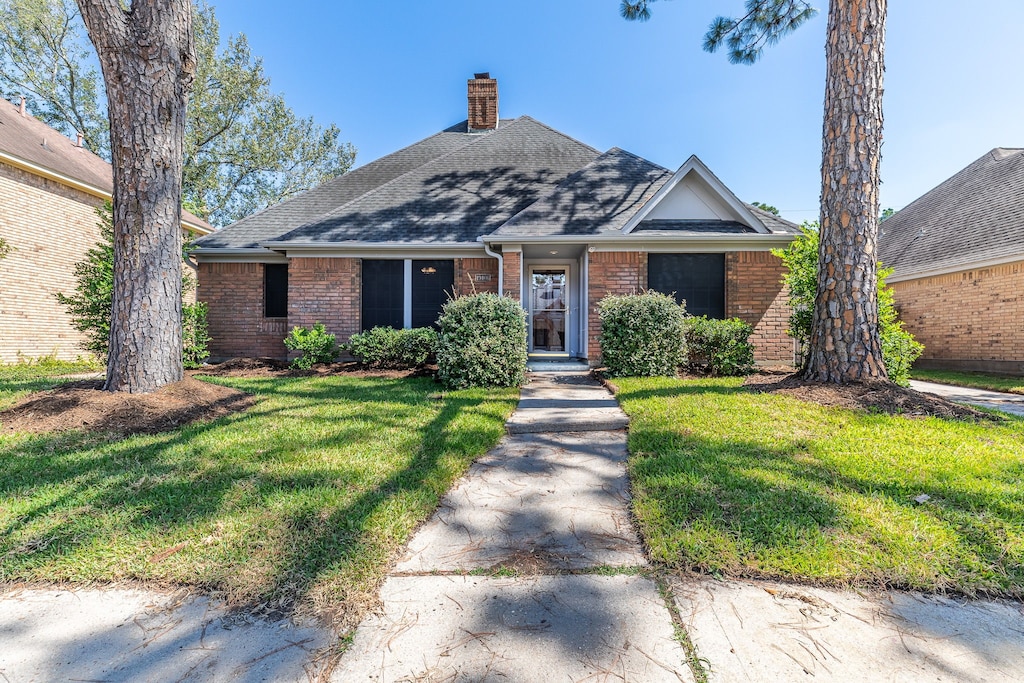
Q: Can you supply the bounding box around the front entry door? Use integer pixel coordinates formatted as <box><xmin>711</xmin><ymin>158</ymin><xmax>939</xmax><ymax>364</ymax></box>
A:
<box><xmin>529</xmin><ymin>267</ymin><xmax>569</xmax><ymax>354</ymax></box>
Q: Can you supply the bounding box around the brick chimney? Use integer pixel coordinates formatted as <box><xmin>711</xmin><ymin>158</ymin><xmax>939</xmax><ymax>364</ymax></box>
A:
<box><xmin>467</xmin><ymin>73</ymin><xmax>498</xmax><ymax>132</ymax></box>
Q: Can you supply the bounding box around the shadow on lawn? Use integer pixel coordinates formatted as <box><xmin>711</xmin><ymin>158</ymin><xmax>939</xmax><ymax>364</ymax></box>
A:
<box><xmin>0</xmin><ymin>375</ymin><xmax>514</xmax><ymax>626</ymax></box>
<box><xmin>620</xmin><ymin>381</ymin><xmax>1024</xmax><ymax>596</ymax></box>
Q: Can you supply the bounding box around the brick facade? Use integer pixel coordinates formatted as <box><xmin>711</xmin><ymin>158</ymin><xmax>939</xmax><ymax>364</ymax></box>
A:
<box><xmin>582</xmin><ymin>250</ymin><xmax>792</xmax><ymax>365</ymax></box>
<box><xmin>0</xmin><ymin>161</ymin><xmax>104</xmax><ymax>362</ymax></box>
<box><xmin>890</xmin><ymin>261</ymin><xmax>1024</xmax><ymax>374</ymax></box>
<box><xmin>586</xmin><ymin>252</ymin><xmax>648</xmax><ymax>360</ymax></box>
<box><xmin>726</xmin><ymin>251</ymin><xmax>794</xmax><ymax>365</ymax></box>
<box><xmin>287</xmin><ymin>257</ymin><xmax>362</xmax><ymax>354</ymax></box>
<box><xmin>502</xmin><ymin>251</ymin><xmax>522</xmax><ymax>301</ymax></box>
<box><xmin>454</xmin><ymin>257</ymin><xmax>499</xmax><ymax>297</ymax></box>
<box><xmin>198</xmin><ymin>262</ymin><xmax>288</xmax><ymax>359</ymax></box>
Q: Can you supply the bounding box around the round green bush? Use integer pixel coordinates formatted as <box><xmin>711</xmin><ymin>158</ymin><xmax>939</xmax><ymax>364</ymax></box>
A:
<box><xmin>284</xmin><ymin>322</ymin><xmax>340</xmax><ymax>369</ymax></box>
<box><xmin>347</xmin><ymin>326</ymin><xmax>438</xmax><ymax>369</ymax></box>
<box><xmin>682</xmin><ymin>316</ymin><xmax>755</xmax><ymax>376</ymax></box>
<box><xmin>598</xmin><ymin>291</ymin><xmax>687</xmax><ymax>377</ymax></box>
<box><xmin>436</xmin><ymin>293</ymin><xmax>527</xmax><ymax>389</ymax></box>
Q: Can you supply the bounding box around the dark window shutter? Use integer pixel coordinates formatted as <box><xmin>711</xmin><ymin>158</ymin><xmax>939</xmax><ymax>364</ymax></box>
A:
<box><xmin>361</xmin><ymin>260</ymin><xmax>404</xmax><ymax>330</ymax></box>
<box><xmin>412</xmin><ymin>260</ymin><xmax>454</xmax><ymax>329</ymax></box>
<box><xmin>264</xmin><ymin>264</ymin><xmax>288</xmax><ymax>318</ymax></box>
<box><xmin>648</xmin><ymin>254</ymin><xmax>725</xmax><ymax>318</ymax></box>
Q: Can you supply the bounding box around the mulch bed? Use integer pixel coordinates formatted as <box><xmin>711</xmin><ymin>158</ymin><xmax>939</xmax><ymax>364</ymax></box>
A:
<box><xmin>195</xmin><ymin>357</ymin><xmax>434</xmax><ymax>380</ymax></box>
<box><xmin>1</xmin><ymin>377</ymin><xmax>256</xmax><ymax>436</ymax></box>
<box><xmin>744</xmin><ymin>370</ymin><xmax>999</xmax><ymax>421</ymax></box>
<box><xmin>1</xmin><ymin>358</ymin><xmax>437</xmax><ymax>437</ymax></box>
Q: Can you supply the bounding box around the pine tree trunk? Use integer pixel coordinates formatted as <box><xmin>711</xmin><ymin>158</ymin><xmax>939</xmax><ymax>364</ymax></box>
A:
<box><xmin>803</xmin><ymin>0</ymin><xmax>888</xmax><ymax>384</ymax></box>
<box><xmin>76</xmin><ymin>1</ymin><xmax>195</xmax><ymax>393</ymax></box>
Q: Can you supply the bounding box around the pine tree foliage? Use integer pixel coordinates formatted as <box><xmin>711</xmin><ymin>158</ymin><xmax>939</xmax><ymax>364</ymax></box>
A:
<box><xmin>620</xmin><ymin>0</ymin><xmax>817</xmax><ymax>64</ymax></box>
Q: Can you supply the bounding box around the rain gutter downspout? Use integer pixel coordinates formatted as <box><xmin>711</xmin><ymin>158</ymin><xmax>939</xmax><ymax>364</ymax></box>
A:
<box><xmin>480</xmin><ymin>238</ymin><xmax>504</xmax><ymax>296</ymax></box>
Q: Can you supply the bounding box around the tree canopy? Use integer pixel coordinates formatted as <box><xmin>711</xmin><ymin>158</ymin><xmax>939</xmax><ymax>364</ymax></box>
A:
<box><xmin>623</xmin><ymin>0</ymin><xmax>890</xmax><ymax>384</ymax></box>
<box><xmin>0</xmin><ymin>0</ymin><xmax>355</xmax><ymax>226</ymax></box>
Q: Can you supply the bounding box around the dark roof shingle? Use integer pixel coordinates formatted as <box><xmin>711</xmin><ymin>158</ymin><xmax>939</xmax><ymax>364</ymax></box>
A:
<box><xmin>266</xmin><ymin>117</ymin><xmax>600</xmax><ymax>245</ymax></box>
<box><xmin>879</xmin><ymin>148</ymin><xmax>1024</xmax><ymax>276</ymax></box>
<box><xmin>490</xmin><ymin>148</ymin><xmax>672</xmax><ymax>237</ymax></box>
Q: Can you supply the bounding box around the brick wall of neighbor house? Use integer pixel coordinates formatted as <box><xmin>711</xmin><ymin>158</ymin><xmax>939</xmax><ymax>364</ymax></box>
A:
<box><xmin>726</xmin><ymin>251</ymin><xmax>793</xmax><ymax>365</ymax></box>
<box><xmin>198</xmin><ymin>262</ymin><xmax>288</xmax><ymax>359</ymax></box>
<box><xmin>454</xmin><ymin>257</ymin><xmax>499</xmax><ymax>297</ymax></box>
<box><xmin>890</xmin><ymin>261</ymin><xmax>1024</xmax><ymax>374</ymax></box>
<box><xmin>502</xmin><ymin>251</ymin><xmax>522</xmax><ymax>301</ymax></box>
<box><xmin>0</xmin><ymin>161</ymin><xmax>104</xmax><ymax>362</ymax></box>
<box><xmin>288</xmin><ymin>257</ymin><xmax>361</xmax><ymax>349</ymax></box>
<box><xmin>587</xmin><ymin>251</ymin><xmax>647</xmax><ymax>361</ymax></box>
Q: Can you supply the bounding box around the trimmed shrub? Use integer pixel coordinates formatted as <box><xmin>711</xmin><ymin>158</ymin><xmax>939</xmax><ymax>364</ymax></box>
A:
<box><xmin>682</xmin><ymin>316</ymin><xmax>755</xmax><ymax>376</ymax></box>
<box><xmin>284</xmin><ymin>322</ymin><xmax>340</xmax><ymax>369</ymax></box>
<box><xmin>347</xmin><ymin>326</ymin><xmax>438</xmax><ymax>369</ymax></box>
<box><xmin>598</xmin><ymin>291</ymin><xmax>687</xmax><ymax>377</ymax></box>
<box><xmin>773</xmin><ymin>223</ymin><xmax>925</xmax><ymax>386</ymax></box>
<box><xmin>182</xmin><ymin>301</ymin><xmax>211</xmax><ymax>368</ymax></box>
<box><xmin>436</xmin><ymin>293</ymin><xmax>527</xmax><ymax>389</ymax></box>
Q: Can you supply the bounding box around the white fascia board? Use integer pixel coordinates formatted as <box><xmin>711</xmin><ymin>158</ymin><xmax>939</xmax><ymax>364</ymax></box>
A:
<box><xmin>619</xmin><ymin>155</ymin><xmax>770</xmax><ymax>235</ymax></box>
<box><xmin>885</xmin><ymin>253</ymin><xmax>1024</xmax><ymax>283</ymax></box>
<box><xmin>258</xmin><ymin>241</ymin><xmax>487</xmax><ymax>259</ymax></box>
<box><xmin>0</xmin><ymin>150</ymin><xmax>212</xmax><ymax>235</ymax></box>
<box><xmin>191</xmin><ymin>247</ymin><xmax>289</xmax><ymax>263</ymax></box>
<box><xmin>485</xmin><ymin>233</ymin><xmax>795</xmax><ymax>249</ymax></box>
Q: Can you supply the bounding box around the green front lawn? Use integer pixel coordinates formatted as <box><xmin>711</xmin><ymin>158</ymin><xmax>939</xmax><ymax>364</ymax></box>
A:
<box><xmin>0</xmin><ymin>374</ymin><xmax>517</xmax><ymax>626</ymax></box>
<box><xmin>912</xmin><ymin>369</ymin><xmax>1024</xmax><ymax>395</ymax></box>
<box><xmin>0</xmin><ymin>358</ymin><xmax>103</xmax><ymax>410</ymax></box>
<box><xmin>615</xmin><ymin>376</ymin><xmax>1024</xmax><ymax>596</ymax></box>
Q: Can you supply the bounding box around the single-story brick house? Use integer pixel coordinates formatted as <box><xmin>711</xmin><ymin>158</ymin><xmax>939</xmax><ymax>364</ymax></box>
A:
<box><xmin>879</xmin><ymin>148</ymin><xmax>1024</xmax><ymax>375</ymax></box>
<box><xmin>193</xmin><ymin>75</ymin><xmax>799</xmax><ymax>365</ymax></box>
<box><xmin>0</xmin><ymin>97</ymin><xmax>212</xmax><ymax>363</ymax></box>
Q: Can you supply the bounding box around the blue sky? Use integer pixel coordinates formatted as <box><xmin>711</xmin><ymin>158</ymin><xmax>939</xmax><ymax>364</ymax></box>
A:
<box><xmin>212</xmin><ymin>0</ymin><xmax>1024</xmax><ymax>225</ymax></box>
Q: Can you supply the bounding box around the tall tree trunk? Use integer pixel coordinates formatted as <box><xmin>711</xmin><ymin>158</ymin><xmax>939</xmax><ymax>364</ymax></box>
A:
<box><xmin>803</xmin><ymin>0</ymin><xmax>887</xmax><ymax>383</ymax></box>
<box><xmin>76</xmin><ymin>0</ymin><xmax>195</xmax><ymax>393</ymax></box>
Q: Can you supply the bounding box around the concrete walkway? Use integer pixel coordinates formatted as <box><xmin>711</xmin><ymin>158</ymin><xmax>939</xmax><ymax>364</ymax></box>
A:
<box><xmin>333</xmin><ymin>370</ymin><xmax>693</xmax><ymax>682</ymax></box>
<box><xmin>911</xmin><ymin>379</ymin><xmax>1024</xmax><ymax>417</ymax></box>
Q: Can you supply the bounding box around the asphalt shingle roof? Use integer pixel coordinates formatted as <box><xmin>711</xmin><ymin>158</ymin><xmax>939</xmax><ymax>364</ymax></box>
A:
<box><xmin>265</xmin><ymin>116</ymin><xmax>600</xmax><ymax>245</ymax></box>
<box><xmin>490</xmin><ymin>148</ymin><xmax>672</xmax><ymax>237</ymax></box>
<box><xmin>194</xmin><ymin>121</ymin><xmax>499</xmax><ymax>248</ymax></box>
<box><xmin>632</xmin><ymin>219</ymin><xmax>756</xmax><ymax>235</ymax></box>
<box><xmin>0</xmin><ymin>98</ymin><xmax>211</xmax><ymax>231</ymax></box>
<box><xmin>879</xmin><ymin>148</ymin><xmax>1024</xmax><ymax>276</ymax></box>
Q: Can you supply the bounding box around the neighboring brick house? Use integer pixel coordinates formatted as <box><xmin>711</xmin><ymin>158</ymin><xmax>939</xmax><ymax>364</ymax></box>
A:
<box><xmin>0</xmin><ymin>97</ymin><xmax>212</xmax><ymax>363</ymax></box>
<box><xmin>879</xmin><ymin>148</ymin><xmax>1024</xmax><ymax>375</ymax></box>
<box><xmin>193</xmin><ymin>74</ymin><xmax>799</xmax><ymax>366</ymax></box>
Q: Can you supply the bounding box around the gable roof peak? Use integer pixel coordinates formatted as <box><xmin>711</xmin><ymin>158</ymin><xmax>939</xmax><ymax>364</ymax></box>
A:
<box><xmin>620</xmin><ymin>154</ymin><xmax>771</xmax><ymax>234</ymax></box>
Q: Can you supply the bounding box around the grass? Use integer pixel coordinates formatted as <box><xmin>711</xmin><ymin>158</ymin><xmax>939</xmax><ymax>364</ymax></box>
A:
<box><xmin>0</xmin><ymin>373</ymin><xmax>518</xmax><ymax>626</ymax></box>
<box><xmin>0</xmin><ymin>357</ymin><xmax>103</xmax><ymax>410</ymax></box>
<box><xmin>614</xmin><ymin>376</ymin><xmax>1024</xmax><ymax>597</ymax></box>
<box><xmin>912</xmin><ymin>369</ymin><xmax>1024</xmax><ymax>395</ymax></box>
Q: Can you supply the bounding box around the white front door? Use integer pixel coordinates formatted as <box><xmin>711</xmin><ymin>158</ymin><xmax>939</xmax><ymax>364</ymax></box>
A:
<box><xmin>529</xmin><ymin>266</ymin><xmax>569</xmax><ymax>355</ymax></box>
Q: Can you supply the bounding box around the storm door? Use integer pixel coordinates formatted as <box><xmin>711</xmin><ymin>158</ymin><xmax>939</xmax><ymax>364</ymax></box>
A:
<box><xmin>529</xmin><ymin>267</ymin><xmax>569</xmax><ymax>354</ymax></box>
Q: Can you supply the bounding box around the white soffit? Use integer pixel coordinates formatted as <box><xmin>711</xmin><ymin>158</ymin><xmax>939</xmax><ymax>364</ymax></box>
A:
<box><xmin>621</xmin><ymin>155</ymin><xmax>769</xmax><ymax>234</ymax></box>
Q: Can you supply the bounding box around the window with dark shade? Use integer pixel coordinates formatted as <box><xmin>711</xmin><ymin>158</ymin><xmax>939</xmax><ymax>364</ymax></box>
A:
<box><xmin>361</xmin><ymin>259</ymin><xmax>404</xmax><ymax>331</ymax></box>
<box><xmin>648</xmin><ymin>253</ymin><xmax>726</xmax><ymax>319</ymax></box>
<box><xmin>412</xmin><ymin>260</ymin><xmax>454</xmax><ymax>329</ymax></box>
<box><xmin>264</xmin><ymin>264</ymin><xmax>288</xmax><ymax>318</ymax></box>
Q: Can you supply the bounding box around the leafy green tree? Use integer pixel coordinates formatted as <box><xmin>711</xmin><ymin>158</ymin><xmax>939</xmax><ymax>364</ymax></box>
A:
<box><xmin>0</xmin><ymin>0</ymin><xmax>355</xmax><ymax>225</ymax></box>
<box><xmin>622</xmin><ymin>0</ymin><xmax>889</xmax><ymax>384</ymax></box>
<box><xmin>773</xmin><ymin>224</ymin><xmax>922</xmax><ymax>385</ymax></box>
<box><xmin>751</xmin><ymin>201</ymin><xmax>780</xmax><ymax>216</ymax></box>
<box><xmin>0</xmin><ymin>0</ymin><xmax>108</xmax><ymax>154</ymax></box>
<box><xmin>56</xmin><ymin>202</ymin><xmax>210</xmax><ymax>367</ymax></box>
<box><xmin>55</xmin><ymin>202</ymin><xmax>114</xmax><ymax>357</ymax></box>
